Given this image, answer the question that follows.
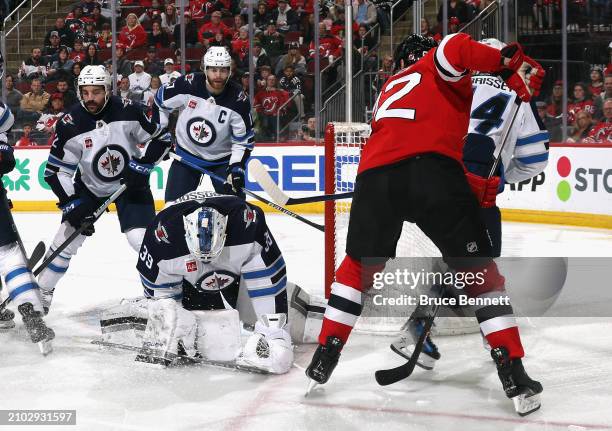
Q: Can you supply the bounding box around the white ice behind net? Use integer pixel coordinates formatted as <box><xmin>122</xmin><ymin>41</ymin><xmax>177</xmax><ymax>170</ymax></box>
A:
<box><xmin>330</xmin><ymin>123</ymin><xmax>479</xmax><ymax>336</ymax></box>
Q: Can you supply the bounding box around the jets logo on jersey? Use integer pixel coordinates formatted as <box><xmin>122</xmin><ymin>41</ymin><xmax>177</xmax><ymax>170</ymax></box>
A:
<box><xmin>155</xmin><ymin>222</ymin><xmax>170</xmax><ymax>244</ymax></box>
<box><xmin>92</xmin><ymin>145</ymin><xmax>129</xmax><ymax>182</ymax></box>
<box><xmin>195</xmin><ymin>270</ymin><xmax>239</xmax><ymax>293</ymax></box>
<box><xmin>243</xmin><ymin>207</ymin><xmax>257</xmax><ymax>229</ymax></box>
<box><xmin>237</xmin><ymin>91</ymin><xmax>248</xmax><ymax>102</ymax></box>
<box><xmin>186</xmin><ymin>117</ymin><xmax>217</xmax><ymax>147</ymax></box>
<box><xmin>61</xmin><ymin>114</ymin><xmax>74</xmax><ymax>125</ymax></box>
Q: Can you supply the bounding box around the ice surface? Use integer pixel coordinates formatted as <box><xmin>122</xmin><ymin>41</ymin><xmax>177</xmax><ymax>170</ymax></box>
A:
<box><xmin>1</xmin><ymin>212</ymin><xmax>612</xmax><ymax>431</ymax></box>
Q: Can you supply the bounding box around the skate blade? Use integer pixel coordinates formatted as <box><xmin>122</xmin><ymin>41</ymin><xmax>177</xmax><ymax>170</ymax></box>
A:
<box><xmin>305</xmin><ymin>379</ymin><xmax>318</xmax><ymax>397</ymax></box>
<box><xmin>38</xmin><ymin>340</ymin><xmax>53</xmax><ymax>356</ymax></box>
<box><xmin>512</xmin><ymin>392</ymin><xmax>541</xmax><ymax>416</ymax></box>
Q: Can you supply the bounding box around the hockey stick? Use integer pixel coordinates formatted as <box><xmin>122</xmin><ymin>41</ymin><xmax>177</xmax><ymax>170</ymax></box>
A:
<box><xmin>32</xmin><ymin>184</ymin><xmax>127</xmax><ymax>278</ymax></box>
<box><xmin>248</xmin><ymin>159</ymin><xmax>353</xmax><ymax>205</ymax></box>
<box><xmin>488</xmin><ymin>94</ymin><xmax>522</xmax><ymax>179</ymax></box>
<box><xmin>169</xmin><ymin>152</ymin><xmax>325</xmax><ymax>232</ymax></box>
<box><xmin>375</xmin><ymin>303</ymin><xmax>439</xmax><ymax>386</ymax></box>
<box><xmin>91</xmin><ymin>339</ymin><xmax>270</xmax><ymax>374</ymax></box>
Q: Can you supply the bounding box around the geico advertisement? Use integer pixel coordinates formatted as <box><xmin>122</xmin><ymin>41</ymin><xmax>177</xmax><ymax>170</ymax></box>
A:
<box><xmin>497</xmin><ymin>146</ymin><xmax>612</xmax><ymax>215</ymax></box>
<box><xmin>1</xmin><ymin>145</ymin><xmax>325</xmax><ymax>203</ymax></box>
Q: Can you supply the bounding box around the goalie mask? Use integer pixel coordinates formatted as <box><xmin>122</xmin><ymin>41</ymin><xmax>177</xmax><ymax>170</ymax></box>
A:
<box><xmin>183</xmin><ymin>206</ymin><xmax>228</xmax><ymax>262</ymax></box>
<box><xmin>77</xmin><ymin>65</ymin><xmax>112</xmax><ymax>114</ymax></box>
<box><xmin>394</xmin><ymin>34</ymin><xmax>438</xmax><ymax>71</ymax></box>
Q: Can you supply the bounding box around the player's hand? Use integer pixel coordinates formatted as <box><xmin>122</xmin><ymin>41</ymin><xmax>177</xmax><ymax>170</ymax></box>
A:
<box><xmin>226</xmin><ymin>163</ymin><xmax>245</xmax><ymax>193</ymax></box>
<box><xmin>500</xmin><ymin>42</ymin><xmax>525</xmax><ymax>72</ymax></box>
<box><xmin>466</xmin><ymin>172</ymin><xmax>500</xmax><ymax>208</ymax></box>
<box><xmin>122</xmin><ymin>158</ymin><xmax>154</xmax><ymax>191</ymax></box>
<box><xmin>523</xmin><ymin>56</ymin><xmax>545</xmax><ymax>97</ymax></box>
<box><xmin>59</xmin><ymin>196</ymin><xmax>96</xmax><ymax>235</ymax></box>
<box><xmin>0</xmin><ymin>144</ymin><xmax>16</xmax><ymax>175</ymax></box>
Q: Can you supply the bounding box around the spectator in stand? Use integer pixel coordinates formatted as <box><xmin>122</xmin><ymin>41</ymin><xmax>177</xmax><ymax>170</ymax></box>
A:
<box><xmin>232</xmin><ymin>26</ymin><xmax>250</xmax><ymax>68</ymax></box>
<box><xmin>536</xmin><ymin>101</ymin><xmax>562</xmax><ymax>142</ymax></box>
<box><xmin>260</xmin><ymin>21</ymin><xmax>285</xmax><ymax>67</ymax></box>
<box><xmin>198</xmin><ymin>11</ymin><xmax>232</xmax><ymax>45</ymax></box>
<box><xmin>65</xmin><ymin>6</ymin><xmax>86</xmax><ymax>38</ymax></box>
<box><xmin>421</xmin><ymin>17</ymin><xmax>434</xmax><ymax>37</ymax></box>
<box><xmin>252</xmin><ymin>40</ymin><xmax>272</xmax><ymax>70</ymax></box>
<box><xmin>568</xmin><ymin>82</ymin><xmax>595</xmax><ymax>125</ymax></box>
<box><xmin>375</xmin><ymin>54</ymin><xmax>393</xmax><ymax>90</ymax></box>
<box><xmin>104</xmin><ymin>60</ymin><xmax>122</xmax><ymax>83</ymax></box>
<box><xmin>279</xmin><ymin>64</ymin><xmax>305</xmax><ymax>119</ymax></box>
<box><xmin>83</xmin><ymin>44</ymin><xmax>101</xmax><ymax>66</ymax></box>
<box><xmin>448</xmin><ymin>16</ymin><xmax>461</xmax><ymax>33</ymax></box>
<box><xmin>45</xmin><ymin>18</ymin><xmax>74</xmax><ymax>48</ymax></box>
<box><xmin>172</xmin><ymin>12</ymin><xmax>200</xmax><ymax>48</ymax></box>
<box><xmin>46</xmin><ymin>93</ymin><xmax>65</xmax><ymax>116</ymax></box>
<box><xmin>97</xmin><ymin>23</ymin><xmax>113</xmax><ymax>49</ymax></box>
<box><xmin>594</xmin><ymin>74</ymin><xmax>612</xmax><ymax>117</ymax></box>
<box><xmin>82</xmin><ymin>22</ymin><xmax>98</xmax><ymax>47</ymax></box>
<box><xmin>173</xmin><ymin>49</ymin><xmax>192</xmax><ymax>73</ymax></box>
<box><xmin>256</xmin><ymin>65</ymin><xmax>273</xmax><ymax>92</ymax></box>
<box><xmin>190</xmin><ymin>0</ymin><xmax>208</xmax><ymax>20</ymax></box>
<box><xmin>91</xmin><ymin>5</ymin><xmax>110</xmax><ymax>29</ymax></box>
<box><xmin>585</xmin><ymin>99</ymin><xmax>612</xmax><ymax>143</ymax></box>
<box><xmin>117</xmin><ymin>76</ymin><xmax>139</xmax><ymax>102</ymax></box>
<box><xmin>80</xmin><ymin>0</ymin><xmax>97</xmax><ymax>16</ymax></box>
<box><xmin>69</xmin><ymin>38</ymin><xmax>87</xmax><ymax>63</ymax></box>
<box><xmin>47</xmin><ymin>47</ymin><xmax>74</xmax><ymax>82</ymax></box>
<box><xmin>159</xmin><ymin>58</ymin><xmax>182</xmax><ymax>85</ymax></box>
<box><xmin>254</xmin><ymin>74</ymin><xmax>291</xmax><ymax>140</ymax></box>
<box><xmin>588</xmin><ymin>67</ymin><xmax>604</xmax><ymax>98</ymax></box>
<box><xmin>15</xmin><ymin>124</ymin><xmax>36</xmax><ymax>147</ymax></box>
<box><xmin>240</xmin><ymin>71</ymin><xmax>250</xmax><ymax>94</ymax></box>
<box><xmin>353</xmin><ymin>0</ymin><xmax>377</xmax><ymax>27</ymax></box>
<box><xmin>547</xmin><ymin>80</ymin><xmax>564</xmax><ymax>117</ymax></box>
<box><xmin>273</xmin><ymin>0</ymin><xmax>299</xmax><ymax>32</ymax></box>
<box><xmin>43</xmin><ymin>31</ymin><xmax>66</xmax><ymax>60</ymax></box>
<box><xmin>355</xmin><ymin>24</ymin><xmax>377</xmax><ymax>71</ymax></box>
<box><xmin>19</xmin><ymin>78</ymin><xmax>49</xmax><ymax>122</ymax></box>
<box><xmin>142</xmin><ymin>76</ymin><xmax>162</xmax><ymax>107</ymax></box>
<box><xmin>128</xmin><ymin>61</ymin><xmax>152</xmax><ymax>101</ymax></box>
<box><xmin>275</xmin><ymin>41</ymin><xmax>306</xmax><ymax>76</ymax></box>
<box><xmin>144</xmin><ymin>47</ymin><xmax>163</xmax><ymax>76</ymax></box>
<box><xmin>255</xmin><ymin>2</ymin><xmax>272</xmax><ymax>32</ymax></box>
<box><xmin>210</xmin><ymin>29</ymin><xmax>231</xmax><ymax>50</ymax></box>
<box><xmin>568</xmin><ymin>110</ymin><xmax>594</xmax><ymax>143</ymax></box>
<box><xmin>18</xmin><ymin>48</ymin><xmax>47</xmax><ymax>81</ymax></box>
<box><xmin>119</xmin><ymin>13</ymin><xmax>148</xmax><ymax>50</ymax></box>
<box><xmin>5</xmin><ymin>75</ymin><xmax>23</xmax><ymax>118</ymax></box>
<box><xmin>115</xmin><ymin>44</ymin><xmax>134</xmax><ymax>79</ymax></box>
<box><xmin>149</xmin><ymin>20</ymin><xmax>171</xmax><ymax>49</ymax></box>
<box><xmin>139</xmin><ymin>0</ymin><xmax>163</xmax><ymax>26</ymax></box>
<box><xmin>437</xmin><ymin>0</ymin><xmax>469</xmax><ymax>25</ymax></box>
<box><xmin>231</xmin><ymin>14</ymin><xmax>246</xmax><ymax>39</ymax></box>
<box><xmin>298</xmin><ymin>117</ymin><xmax>316</xmax><ymax>141</ymax></box>
<box><xmin>161</xmin><ymin>3</ymin><xmax>179</xmax><ymax>35</ymax></box>
<box><xmin>69</xmin><ymin>62</ymin><xmax>83</xmax><ymax>87</ymax></box>
<box><xmin>308</xmin><ymin>23</ymin><xmax>342</xmax><ymax>61</ymax></box>
<box><xmin>56</xmin><ymin>78</ymin><xmax>78</xmax><ymax>108</ymax></box>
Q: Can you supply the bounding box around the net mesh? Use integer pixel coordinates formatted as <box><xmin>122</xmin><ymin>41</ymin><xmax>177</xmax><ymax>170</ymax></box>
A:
<box><xmin>325</xmin><ymin>122</ymin><xmax>479</xmax><ymax>336</ymax></box>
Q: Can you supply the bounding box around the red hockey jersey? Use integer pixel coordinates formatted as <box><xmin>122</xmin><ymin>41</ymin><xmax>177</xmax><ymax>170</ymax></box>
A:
<box><xmin>358</xmin><ymin>33</ymin><xmax>503</xmax><ymax>175</ymax></box>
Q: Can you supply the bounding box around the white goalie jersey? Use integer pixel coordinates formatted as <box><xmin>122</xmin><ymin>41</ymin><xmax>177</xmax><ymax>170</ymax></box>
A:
<box><xmin>465</xmin><ymin>74</ymin><xmax>550</xmax><ymax>184</ymax></box>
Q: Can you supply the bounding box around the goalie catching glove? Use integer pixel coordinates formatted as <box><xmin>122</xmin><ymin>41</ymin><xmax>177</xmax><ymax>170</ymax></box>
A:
<box><xmin>466</xmin><ymin>172</ymin><xmax>500</xmax><ymax>208</ymax></box>
<box><xmin>238</xmin><ymin>313</ymin><xmax>293</xmax><ymax>374</ymax></box>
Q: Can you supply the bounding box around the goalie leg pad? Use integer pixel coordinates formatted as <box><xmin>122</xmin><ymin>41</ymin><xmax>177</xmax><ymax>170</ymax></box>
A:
<box><xmin>193</xmin><ymin>309</ymin><xmax>241</xmax><ymax>362</ymax></box>
<box><xmin>0</xmin><ymin>243</ymin><xmax>44</xmax><ymax>312</ymax></box>
<box><xmin>135</xmin><ymin>298</ymin><xmax>197</xmax><ymax>367</ymax></box>
<box><xmin>100</xmin><ymin>297</ymin><xmax>149</xmax><ymax>348</ymax></box>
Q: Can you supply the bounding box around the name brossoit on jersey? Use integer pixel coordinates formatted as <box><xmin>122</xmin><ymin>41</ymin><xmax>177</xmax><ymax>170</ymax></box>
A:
<box><xmin>154</xmin><ymin>73</ymin><xmax>254</xmax><ymax>166</ymax></box>
<box><xmin>136</xmin><ymin>194</ymin><xmax>287</xmax><ymax>319</ymax></box>
<box><xmin>45</xmin><ymin>96</ymin><xmax>162</xmax><ymax>201</ymax></box>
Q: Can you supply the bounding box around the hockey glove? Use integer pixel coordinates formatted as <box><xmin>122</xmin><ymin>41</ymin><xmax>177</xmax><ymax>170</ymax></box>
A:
<box><xmin>466</xmin><ymin>172</ymin><xmax>501</xmax><ymax>208</ymax></box>
<box><xmin>500</xmin><ymin>56</ymin><xmax>545</xmax><ymax>103</ymax></box>
<box><xmin>499</xmin><ymin>43</ymin><xmax>525</xmax><ymax>73</ymax></box>
<box><xmin>239</xmin><ymin>313</ymin><xmax>293</xmax><ymax>374</ymax></box>
<box><xmin>0</xmin><ymin>144</ymin><xmax>16</xmax><ymax>175</ymax></box>
<box><xmin>59</xmin><ymin>196</ymin><xmax>96</xmax><ymax>235</ymax></box>
<box><xmin>226</xmin><ymin>163</ymin><xmax>245</xmax><ymax>194</ymax></box>
<box><xmin>122</xmin><ymin>158</ymin><xmax>154</xmax><ymax>191</ymax></box>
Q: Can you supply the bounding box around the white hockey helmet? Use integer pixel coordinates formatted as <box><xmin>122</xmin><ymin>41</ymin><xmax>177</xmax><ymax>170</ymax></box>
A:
<box><xmin>202</xmin><ymin>46</ymin><xmax>232</xmax><ymax>71</ymax></box>
<box><xmin>183</xmin><ymin>206</ymin><xmax>228</xmax><ymax>262</ymax></box>
<box><xmin>77</xmin><ymin>65</ymin><xmax>112</xmax><ymax>113</ymax></box>
<box><xmin>479</xmin><ymin>38</ymin><xmax>507</xmax><ymax>50</ymax></box>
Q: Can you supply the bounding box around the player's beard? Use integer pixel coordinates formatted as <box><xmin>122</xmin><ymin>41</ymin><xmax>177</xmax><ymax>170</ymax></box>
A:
<box><xmin>85</xmin><ymin>100</ymin><xmax>103</xmax><ymax>114</ymax></box>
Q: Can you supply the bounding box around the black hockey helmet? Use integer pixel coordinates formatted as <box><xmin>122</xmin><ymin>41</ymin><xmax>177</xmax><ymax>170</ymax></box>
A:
<box><xmin>393</xmin><ymin>34</ymin><xmax>438</xmax><ymax>71</ymax></box>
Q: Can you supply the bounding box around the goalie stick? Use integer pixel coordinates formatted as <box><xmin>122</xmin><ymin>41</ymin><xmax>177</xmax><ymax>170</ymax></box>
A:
<box><xmin>248</xmin><ymin>159</ymin><xmax>353</xmax><ymax>205</ymax></box>
<box><xmin>91</xmin><ymin>339</ymin><xmax>271</xmax><ymax>374</ymax></box>
<box><xmin>169</xmin><ymin>152</ymin><xmax>325</xmax><ymax>232</ymax></box>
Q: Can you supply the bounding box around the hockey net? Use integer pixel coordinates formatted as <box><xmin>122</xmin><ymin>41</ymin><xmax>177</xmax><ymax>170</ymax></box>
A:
<box><xmin>324</xmin><ymin>122</ymin><xmax>479</xmax><ymax>336</ymax></box>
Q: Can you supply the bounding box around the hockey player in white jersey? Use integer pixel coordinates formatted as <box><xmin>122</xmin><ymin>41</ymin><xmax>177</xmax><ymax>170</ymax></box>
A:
<box><xmin>129</xmin><ymin>191</ymin><xmax>292</xmax><ymax>373</ymax></box>
<box><xmin>393</xmin><ymin>38</ymin><xmax>549</xmax><ymax>372</ymax></box>
<box><xmin>38</xmin><ymin>65</ymin><xmax>171</xmax><ymax>313</ymax></box>
<box><xmin>0</xmin><ymin>96</ymin><xmax>54</xmax><ymax>350</ymax></box>
<box><xmin>154</xmin><ymin>47</ymin><xmax>254</xmax><ymax>201</ymax></box>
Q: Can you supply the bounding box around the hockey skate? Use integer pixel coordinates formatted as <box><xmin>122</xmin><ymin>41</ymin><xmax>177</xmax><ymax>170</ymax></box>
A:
<box><xmin>391</xmin><ymin>317</ymin><xmax>441</xmax><ymax>370</ymax></box>
<box><xmin>0</xmin><ymin>308</ymin><xmax>15</xmax><ymax>330</ymax></box>
<box><xmin>491</xmin><ymin>347</ymin><xmax>543</xmax><ymax>416</ymax></box>
<box><xmin>40</xmin><ymin>288</ymin><xmax>54</xmax><ymax>315</ymax></box>
<box><xmin>18</xmin><ymin>302</ymin><xmax>55</xmax><ymax>355</ymax></box>
<box><xmin>305</xmin><ymin>336</ymin><xmax>342</xmax><ymax>394</ymax></box>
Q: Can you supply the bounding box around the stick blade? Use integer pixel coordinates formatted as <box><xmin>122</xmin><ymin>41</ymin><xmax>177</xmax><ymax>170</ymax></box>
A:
<box><xmin>248</xmin><ymin>159</ymin><xmax>289</xmax><ymax>205</ymax></box>
<box><xmin>27</xmin><ymin>241</ymin><xmax>46</xmax><ymax>270</ymax></box>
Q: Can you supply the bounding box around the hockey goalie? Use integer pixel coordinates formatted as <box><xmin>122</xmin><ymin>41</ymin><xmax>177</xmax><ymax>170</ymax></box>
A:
<box><xmin>99</xmin><ymin>192</ymin><xmax>293</xmax><ymax>374</ymax></box>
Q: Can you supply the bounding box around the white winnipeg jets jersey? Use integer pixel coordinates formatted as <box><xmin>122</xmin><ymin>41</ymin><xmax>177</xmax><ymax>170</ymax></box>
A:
<box><xmin>0</xmin><ymin>101</ymin><xmax>15</xmax><ymax>143</ymax></box>
<box><xmin>137</xmin><ymin>192</ymin><xmax>287</xmax><ymax>318</ymax></box>
<box><xmin>154</xmin><ymin>73</ymin><xmax>254</xmax><ymax>165</ymax></box>
<box><xmin>467</xmin><ymin>74</ymin><xmax>549</xmax><ymax>183</ymax></box>
<box><xmin>45</xmin><ymin>96</ymin><xmax>162</xmax><ymax>201</ymax></box>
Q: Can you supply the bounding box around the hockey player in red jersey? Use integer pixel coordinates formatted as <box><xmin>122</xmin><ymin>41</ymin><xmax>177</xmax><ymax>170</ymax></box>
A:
<box><xmin>306</xmin><ymin>33</ymin><xmax>545</xmax><ymax>416</ymax></box>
